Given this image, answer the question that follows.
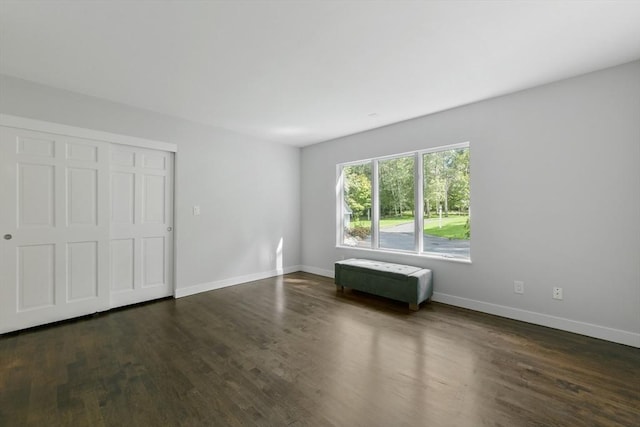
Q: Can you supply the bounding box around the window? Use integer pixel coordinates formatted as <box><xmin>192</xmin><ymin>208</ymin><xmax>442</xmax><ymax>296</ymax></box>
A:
<box><xmin>338</xmin><ymin>143</ymin><xmax>470</xmax><ymax>260</ymax></box>
<box><xmin>341</xmin><ymin>162</ymin><xmax>372</xmax><ymax>248</ymax></box>
<box><xmin>422</xmin><ymin>146</ymin><xmax>470</xmax><ymax>258</ymax></box>
<box><xmin>379</xmin><ymin>155</ymin><xmax>415</xmax><ymax>251</ymax></box>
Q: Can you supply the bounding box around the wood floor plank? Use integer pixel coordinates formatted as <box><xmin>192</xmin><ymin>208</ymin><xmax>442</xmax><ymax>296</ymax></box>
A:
<box><xmin>1</xmin><ymin>272</ymin><xmax>638</xmax><ymax>426</ymax></box>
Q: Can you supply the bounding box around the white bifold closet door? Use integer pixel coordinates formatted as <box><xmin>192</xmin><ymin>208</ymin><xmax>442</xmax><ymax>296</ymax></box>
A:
<box><xmin>109</xmin><ymin>145</ymin><xmax>173</xmax><ymax>308</ymax></box>
<box><xmin>0</xmin><ymin>126</ymin><xmax>174</xmax><ymax>334</ymax></box>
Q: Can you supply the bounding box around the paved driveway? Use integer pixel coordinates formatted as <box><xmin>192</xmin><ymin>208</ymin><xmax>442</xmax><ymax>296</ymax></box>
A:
<box><xmin>350</xmin><ymin>222</ymin><xmax>470</xmax><ymax>258</ymax></box>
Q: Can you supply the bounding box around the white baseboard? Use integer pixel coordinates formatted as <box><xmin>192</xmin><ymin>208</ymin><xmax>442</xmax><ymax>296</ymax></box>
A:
<box><xmin>175</xmin><ymin>265</ymin><xmax>302</xmax><ymax>298</ymax></box>
<box><xmin>176</xmin><ymin>264</ymin><xmax>639</xmax><ymax>348</ymax></box>
<box><xmin>432</xmin><ymin>292</ymin><xmax>640</xmax><ymax>348</ymax></box>
<box><xmin>300</xmin><ymin>265</ymin><xmax>334</xmax><ymax>278</ymax></box>
<box><xmin>296</xmin><ymin>265</ymin><xmax>639</xmax><ymax>347</ymax></box>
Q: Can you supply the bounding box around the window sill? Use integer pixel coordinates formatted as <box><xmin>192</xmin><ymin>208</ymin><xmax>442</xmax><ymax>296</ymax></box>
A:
<box><xmin>335</xmin><ymin>245</ymin><xmax>472</xmax><ymax>264</ymax></box>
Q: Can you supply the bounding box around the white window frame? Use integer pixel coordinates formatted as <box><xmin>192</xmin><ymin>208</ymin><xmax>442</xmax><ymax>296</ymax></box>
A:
<box><xmin>337</xmin><ymin>142</ymin><xmax>471</xmax><ymax>263</ymax></box>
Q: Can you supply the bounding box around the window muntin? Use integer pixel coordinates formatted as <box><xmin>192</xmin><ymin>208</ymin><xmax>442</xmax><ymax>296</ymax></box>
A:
<box><xmin>338</xmin><ymin>143</ymin><xmax>470</xmax><ymax>260</ymax></box>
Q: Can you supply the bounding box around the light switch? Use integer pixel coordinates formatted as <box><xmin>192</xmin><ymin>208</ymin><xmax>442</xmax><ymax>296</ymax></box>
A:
<box><xmin>193</xmin><ymin>205</ymin><xmax>201</xmax><ymax>216</ymax></box>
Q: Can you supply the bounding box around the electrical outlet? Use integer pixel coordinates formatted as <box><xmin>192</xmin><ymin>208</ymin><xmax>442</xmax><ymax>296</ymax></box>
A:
<box><xmin>553</xmin><ymin>287</ymin><xmax>563</xmax><ymax>300</ymax></box>
<box><xmin>193</xmin><ymin>205</ymin><xmax>201</xmax><ymax>216</ymax></box>
<box><xmin>514</xmin><ymin>281</ymin><xmax>524</xmax><ymax>294</ymax></box>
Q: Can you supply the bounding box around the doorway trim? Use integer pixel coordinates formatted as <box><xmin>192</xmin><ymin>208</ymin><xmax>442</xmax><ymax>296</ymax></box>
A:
<box><xmin>0</xmin><ymin>114</ymin><xmax>177</xmax><ymax>152</ymax></box>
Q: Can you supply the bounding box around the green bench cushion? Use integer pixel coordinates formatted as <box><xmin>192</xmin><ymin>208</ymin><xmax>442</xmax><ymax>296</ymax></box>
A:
<box><xmin>335</xmin><ymin>258</ymin><xmax>423</xmax><ymax>279</ymax></box>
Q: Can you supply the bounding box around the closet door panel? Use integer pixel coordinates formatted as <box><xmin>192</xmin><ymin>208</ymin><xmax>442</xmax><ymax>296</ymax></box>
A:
<box><xmin>0</xmin><ymin>127</ymin><xmax>109</xmax><ymax>333</ymax></box>
<box><xmin>110</xmin><ymin>145</ymin><xmax>173</xmax><ymax>308</ymax></box>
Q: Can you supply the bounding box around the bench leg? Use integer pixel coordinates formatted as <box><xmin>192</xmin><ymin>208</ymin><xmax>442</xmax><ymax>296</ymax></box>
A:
<box><xmin>409</xmin><ymin>303</ymin><xmax>419</xmax><ymax>311</ymax></box>
<box><xmin>336</xmin><ymin>285</ymin><xmax>344</xmax><ymax>292</ymax></box>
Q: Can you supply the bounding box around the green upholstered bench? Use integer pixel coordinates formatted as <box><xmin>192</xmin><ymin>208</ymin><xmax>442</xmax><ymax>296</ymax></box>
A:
<box><xmin>334</xmin><ymin>258</ymin><xmax>433</xmax><ymax>311</ymax></box>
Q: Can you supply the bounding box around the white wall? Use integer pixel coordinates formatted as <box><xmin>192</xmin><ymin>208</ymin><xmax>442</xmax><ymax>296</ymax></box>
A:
<box><xmin>301</xmin><ymin>61</ymin><xmax>640</xmax><ymax>347</ymax></box>
<box><xmin>0</xmin><ymin>75</ymin><xmax>302</xmax><ymax>295</ymax></box>
<box><xmin>2</xmin><ymin>61</ymin><xmax>638</xmax><ymax>347</ymax></box>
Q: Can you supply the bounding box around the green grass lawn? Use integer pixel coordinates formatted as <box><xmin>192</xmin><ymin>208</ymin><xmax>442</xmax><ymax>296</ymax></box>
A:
<box><xmin>351</xmin><ymin>215</ymin><xmax>411</xmax><ymax>230</ymax></box>
<box><xmin>423</xmin><ymin>216</ymin><xmax>469</xmax><ymax>240</ymax></box>
<box><xmin>351</xmin><ymin>215</ymin><xmax>469</xmax><ymax>240</ymax></box>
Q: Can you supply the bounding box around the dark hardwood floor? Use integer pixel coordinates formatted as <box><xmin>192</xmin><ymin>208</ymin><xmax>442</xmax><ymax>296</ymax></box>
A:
<box><xmin>1</xmin><ymin>272</ymin><xmax>638</xmax><ymax>426</ymax></box>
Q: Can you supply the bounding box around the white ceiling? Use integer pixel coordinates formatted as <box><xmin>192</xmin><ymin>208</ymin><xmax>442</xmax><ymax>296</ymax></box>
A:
<box><xmin>1</xmin><ymin>1</ymin><xmax>640</xmax><ymax>147</ymax></box>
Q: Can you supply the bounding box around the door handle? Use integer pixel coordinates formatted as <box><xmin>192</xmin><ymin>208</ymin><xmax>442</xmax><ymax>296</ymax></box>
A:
<box><xmin>167</xmin><ymin>227</ymin><xmax>172</xmax><ymax>232</ymax></box>
<box><xmin>3</xmin><ymin>234</ymin><xmax>12</xmax><ymax>240</ymax></box>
